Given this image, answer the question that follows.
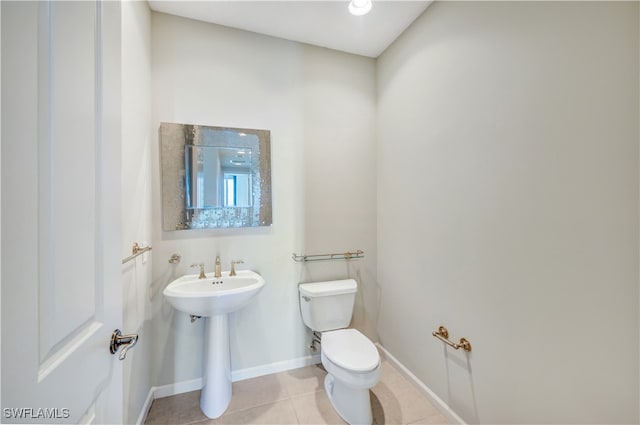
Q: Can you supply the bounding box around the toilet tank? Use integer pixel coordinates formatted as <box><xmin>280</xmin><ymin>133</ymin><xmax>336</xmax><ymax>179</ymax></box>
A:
<box><xmin>299</xmin><ymin>279</ymin><xmax>357</xmax><ymax>332</ymax></box>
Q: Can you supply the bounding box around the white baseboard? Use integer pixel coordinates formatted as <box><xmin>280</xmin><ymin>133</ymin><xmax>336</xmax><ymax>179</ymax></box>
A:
<box><xmin>231</xmin><ymin>353</ymin><xmax>321</xmax><ymax>382</ymax></box>
<box><xmin>136</xmin><ymin>378</ymin><xmax>205</xmax><ymax>425</ymax></box>
<box><xmin>376</xmin><ymin>343</ymin><xmax>466</xmax><ymax>425</ymax></box>
<box><xmin>137</xmin><ymin>353</ymin><xmax>322</xmax><ymax>424</ymax></box>
<box><xmin>153</xmin><ymin>377</ymin><xmax>204</xmax><ymax>399</ymax></box>
<box><xmin>135</xmin><ymin>388</ymin><xmax>155</xmax><ymax>425</ymax></box>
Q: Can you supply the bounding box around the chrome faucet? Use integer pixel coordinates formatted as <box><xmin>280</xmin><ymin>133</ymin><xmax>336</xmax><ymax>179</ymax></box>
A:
<box><xmin>230</xmin><ymin>259</ymin><xmax>244</xmax><ymax>276</ymax></box>
<box><xmin>190</xmin><ymin>263</ymin><xmax>206</xmax><ymax>279</ymax></box>
<box><xmin>214</xmin><ymin>256</ymin><xmax>222</xmax><ymax>278</ymax></box>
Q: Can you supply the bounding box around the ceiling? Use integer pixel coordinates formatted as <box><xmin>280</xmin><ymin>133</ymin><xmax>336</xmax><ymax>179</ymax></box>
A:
<box><xmin>147</xmin><ymin>1</ymin><xmax>432</xmax><ymax>58</ymax></box>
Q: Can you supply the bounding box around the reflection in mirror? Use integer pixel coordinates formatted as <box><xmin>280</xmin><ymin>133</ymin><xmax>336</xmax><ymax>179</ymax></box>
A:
<box><xmin>185</xmin><ymin>146</ymin><xmax>253</xmax><ymax>208</ymax></box>
<box><xmin>160</xmin><ymin>123</ymin><xmax>271</xmax><ymax>230</ymax></box>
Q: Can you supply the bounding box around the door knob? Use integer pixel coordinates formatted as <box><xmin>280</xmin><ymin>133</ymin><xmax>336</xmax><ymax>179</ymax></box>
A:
<box><xmin>109</xmin><ymin>329</ymin><xmax>139</xmax><ymax>360</ymax></box>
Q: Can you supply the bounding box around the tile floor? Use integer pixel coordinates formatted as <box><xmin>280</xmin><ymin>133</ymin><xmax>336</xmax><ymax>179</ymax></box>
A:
<box><xmin>145</xmin><ymin>359</ymin><xmax>449</xmax><ymax>425</ymax></box>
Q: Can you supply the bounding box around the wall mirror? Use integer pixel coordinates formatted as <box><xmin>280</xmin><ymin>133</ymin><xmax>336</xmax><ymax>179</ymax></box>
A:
<box><xmin>160</xmin><ymin>122</ymin><xmax>272</xmax><ymax>230</ymax></box>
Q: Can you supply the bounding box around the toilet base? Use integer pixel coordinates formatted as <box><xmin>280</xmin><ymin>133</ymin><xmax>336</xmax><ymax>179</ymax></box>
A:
<box><xmin>324</xmin><ymin>374</ymin><xmax>373</xmax><ymax>425</ymax></box>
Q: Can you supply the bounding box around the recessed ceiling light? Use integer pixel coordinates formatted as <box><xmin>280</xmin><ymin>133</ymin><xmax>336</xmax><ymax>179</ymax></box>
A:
<box><xmin>349</xmin><ymin>0</ymin><xmax>372</xmax><ymax>16</ymax></box>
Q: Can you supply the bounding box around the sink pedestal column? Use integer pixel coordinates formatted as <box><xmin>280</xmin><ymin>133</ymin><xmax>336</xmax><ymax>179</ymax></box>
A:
<box><xmin>200</xmin><ymin>314</ymin><xmax>231</xmax><ymax>418</ymax></box>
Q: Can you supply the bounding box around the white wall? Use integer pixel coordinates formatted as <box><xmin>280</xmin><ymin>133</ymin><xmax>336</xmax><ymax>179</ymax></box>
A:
<box><xmin>121</xmin><ymin>1</ymin><xmax>152</xmax><ymax>423</ymax></box>
<box><xmin>301</xmin><ymin>46</ymin><xmax>378</xmax><ymax>340</ymax></box>
<box><xmin>150</xmin><ymin>12</ymin><xmax>376</xmax><ymax>388</ymax></box>
<box><xmin>0</xmin><ymin>3</ymin><xmax>3</xmax><ymax>410</ymax></box>
<box><xmin>377</xmin><ymin>2</ymin><xmax>639</xmax><ymax>424</ymax></box>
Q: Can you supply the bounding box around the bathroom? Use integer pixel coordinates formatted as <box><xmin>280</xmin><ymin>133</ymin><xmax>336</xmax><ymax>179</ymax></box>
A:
<box><xmin>1</xmin><ymin>1</ymin><xmax>638</xmax><ymax>424</ymax></box>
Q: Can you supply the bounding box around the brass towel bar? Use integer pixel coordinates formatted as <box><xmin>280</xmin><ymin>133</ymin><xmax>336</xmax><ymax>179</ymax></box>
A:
<box><xmin>292</xmin><ymin>250</ymin><xmax>364</xmax><ymax>263</ymax></box>
<box><xmin>122</xmin><ymin>242</ymin><xmax>152</xmax><ymax>265</ymax></box>
<box><xmin>432</xmin><ymin>326</ymin><xmax>472</xmax><ymax>352</ymax></box>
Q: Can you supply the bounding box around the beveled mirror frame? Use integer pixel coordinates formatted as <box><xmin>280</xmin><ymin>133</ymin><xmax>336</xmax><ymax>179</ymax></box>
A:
<box><xmin>160</xmin><ymin>122</ymin><xmax>272</xmax><ymax>231</ymax></box>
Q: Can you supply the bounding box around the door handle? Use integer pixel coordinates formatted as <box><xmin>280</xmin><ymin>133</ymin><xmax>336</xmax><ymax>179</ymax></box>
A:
<box><xmin>109</xmin><ymin>329</ymin><xmax>139</xmax><ymax>360</ymax></box>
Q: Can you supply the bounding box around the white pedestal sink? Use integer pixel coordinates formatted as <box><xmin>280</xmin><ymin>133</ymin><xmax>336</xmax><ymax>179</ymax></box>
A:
<box><xmin>163</xmin><ymin>270</ymin><xmax>265</xmax><ymax>418</ymax></box>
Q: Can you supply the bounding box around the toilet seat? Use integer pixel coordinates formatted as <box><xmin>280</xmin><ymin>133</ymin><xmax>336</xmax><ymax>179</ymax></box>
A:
<box><xmin>322</xmin><ymin>329</ymin><xmax>380</xmax><ymax>372</ymax></box>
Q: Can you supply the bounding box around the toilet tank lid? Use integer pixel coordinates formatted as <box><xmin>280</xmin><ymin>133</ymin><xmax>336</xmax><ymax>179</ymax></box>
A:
<box><xmin>299</xmin><ymin>279</ymin><xmax>357</xmax><ymax>297</ymax></box>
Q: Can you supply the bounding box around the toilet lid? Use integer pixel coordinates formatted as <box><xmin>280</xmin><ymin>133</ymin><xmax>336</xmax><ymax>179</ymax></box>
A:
<box><xmin>322</xmin><ymin>329</ymin><xmax>380</xmax><ymax>373</ymax></box>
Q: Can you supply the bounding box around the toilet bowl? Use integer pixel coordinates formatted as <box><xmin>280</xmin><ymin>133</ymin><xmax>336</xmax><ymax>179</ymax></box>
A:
<box><xmin>321</xmin><ymin>329</ymin><xmax>381</xmax><ymax>425</ymax></box>
<box><xmin>298</xmin><ymin>280</ymin><xmax>380</xmax><ymax>425</ymax></box>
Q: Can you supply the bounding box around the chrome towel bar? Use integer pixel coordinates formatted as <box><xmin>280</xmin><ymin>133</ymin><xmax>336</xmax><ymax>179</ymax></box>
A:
<box><xmin>432</xmin><ymin>326</ymin><xmax>472</xmax><ymax>352</ymax></box>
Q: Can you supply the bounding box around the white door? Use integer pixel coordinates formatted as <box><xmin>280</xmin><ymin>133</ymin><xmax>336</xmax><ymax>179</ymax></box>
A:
<box><xmin>1</xmin><ymin>1</ymin><xmax>124</xmax><ymax>423</ymax></box>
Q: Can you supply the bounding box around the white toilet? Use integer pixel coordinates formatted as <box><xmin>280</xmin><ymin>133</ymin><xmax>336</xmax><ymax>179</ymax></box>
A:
<box><xmin>299</xmin><ymin>279</ymin><xmax>381</xmax><ymax>425</ymax></box>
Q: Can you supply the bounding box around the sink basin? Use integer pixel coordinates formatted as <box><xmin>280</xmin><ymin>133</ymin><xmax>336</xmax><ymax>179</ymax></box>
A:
<box><xmin>163</xmin><ymin>270</ymin><xmax>265</xmax><ymax>316</ymax></box>
<box><xmin>163</xmin><ymin>269</ymin><xmax>265</xmax><ymax>419</ymax></box>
